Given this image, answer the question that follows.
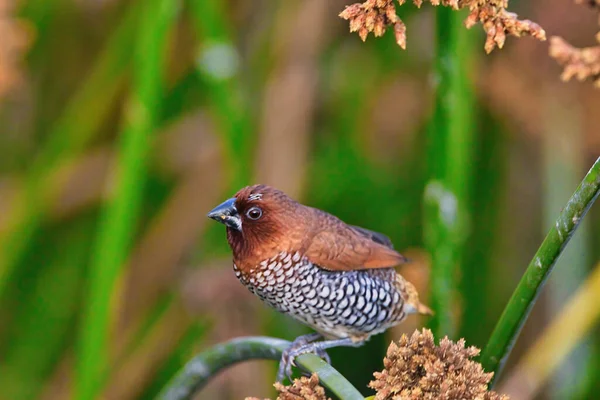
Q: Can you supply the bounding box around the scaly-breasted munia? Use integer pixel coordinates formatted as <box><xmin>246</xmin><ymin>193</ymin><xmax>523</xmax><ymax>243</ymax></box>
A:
<box><xmin>208</xmin><ymin>184</ymin><xmax>431</xmax><ymax>381</ymax></box>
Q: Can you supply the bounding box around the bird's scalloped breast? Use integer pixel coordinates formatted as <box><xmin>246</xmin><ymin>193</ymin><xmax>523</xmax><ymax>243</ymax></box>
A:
<box><xmin>233</xmin><ymin>251</ymin><xmax>409</xmax><ymax>338</ymax></box>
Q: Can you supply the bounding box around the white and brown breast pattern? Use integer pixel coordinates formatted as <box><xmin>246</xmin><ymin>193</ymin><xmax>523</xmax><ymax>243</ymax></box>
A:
<box><xmin>232</xmin><ymin>251</ymin><xmax>407</xmax><ymax>339</ymax></box>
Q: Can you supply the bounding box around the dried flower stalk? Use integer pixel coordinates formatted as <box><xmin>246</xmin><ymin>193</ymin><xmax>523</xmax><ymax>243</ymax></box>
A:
<box><xmin>339</xmin><ymin>0</ymin><xmax>546</xmax><ymax>53</ymax></box>
<box><xmin>245</xmin><ymin>373</ymin><xmax>330</xmax><ymax>400</ymax></box>
<box><xmin>549</xmin><ymin>0</ymin><xmax>600</xmax><ymax>87</ymax></box>
<box><xmin>370</xmin><ymin>328</ymin><xmax>509</xmax><ymax>400</ymax></box>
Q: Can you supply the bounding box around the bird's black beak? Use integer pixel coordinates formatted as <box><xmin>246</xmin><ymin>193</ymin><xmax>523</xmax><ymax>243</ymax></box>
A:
<box><xmin>207</xmin><ymin>198</ymin><xmax>242</xmax><ymax>231</ymax></box>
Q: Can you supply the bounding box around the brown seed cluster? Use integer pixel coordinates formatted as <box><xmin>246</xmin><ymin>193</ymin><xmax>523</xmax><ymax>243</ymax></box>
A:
<box><xmin>273</xmin><ymin>374</ymin><xmax>330</xmax><ymax>400</ymax></box>
<box><xmin>462</xmin><ymin>0</ymin><xmax>546</xmax><ymax>53</ymax></box>
<box><xmin>245</xmin><ymin>373</ymin><xmax>330</xmax><ymax>400</ymax></box>
<box><xmin>369</xmin><ymin>329</ymin><xmax>509</xmax><ymax>400</ymax></box>
<box><xmin>549</xmin><ymin>0</ymin><xmax>600</xmax><ymax>87</ymax></box>
<box><xmin>339</xmin><ymin>0</ymin><xmax>408</xmax><ymax>49</ymax></box>
<box><xmin>0</xmin><ymin>0</ymin><xmax>32</xmax><ymax>99</ymax></box>
<box><xmin>339</xmin><ymin>0</ymin><xmax>546</xmax><ymax>53</ymax></box>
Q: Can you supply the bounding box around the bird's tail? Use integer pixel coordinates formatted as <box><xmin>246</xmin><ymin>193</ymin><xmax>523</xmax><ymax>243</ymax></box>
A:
<box><xmin>396</xmin><ymin>274</ymin><xmax>433</xmax><ymax>316</ymax></box>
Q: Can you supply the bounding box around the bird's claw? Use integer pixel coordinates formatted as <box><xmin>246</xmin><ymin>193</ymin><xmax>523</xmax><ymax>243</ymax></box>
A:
<box><xmin>276</xmin><ymin>341</ymin><xmax>330</xmax><ymax>382</ymax></box>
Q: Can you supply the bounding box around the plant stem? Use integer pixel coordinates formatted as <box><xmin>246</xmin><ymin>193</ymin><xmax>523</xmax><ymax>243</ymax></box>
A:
<box><xmin>75</xmin><ymin>1</ymin><xmax>178</xmax><ymax>399</ymax></box>
<box><xmin>424</xmin><ymin>7</ymin><xmax>474</xmax><ymax>338</ymax></box>
<box><xmin>0</xmin><ymin>0</ymin><xmax>141</xmax><ymax>299</ymax></box>
<box><xmin>481</xmin><ymin>157</ymin><xmax>600</xmax><ymax>385</ymax></box>
<box><xmin>190</xmin><ymin>0</ymin><xmax>252</xmax><ymax>189</ymax></box>
<box><xmin>155</xmin><ymin>336</ymin><xmax>364</xmax><ymax>400</ymax></box>
<box><xmin>499</xmin><ymin>262</ymin><xmax>600</xmax><ymax>399</ymax></box>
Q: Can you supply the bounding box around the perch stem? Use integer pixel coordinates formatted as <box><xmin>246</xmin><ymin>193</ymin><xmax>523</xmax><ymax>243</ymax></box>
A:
<box><xmin>155</xmin><ymin>336</ymin><xmax>364</xmax><ymax>400</ymax></box>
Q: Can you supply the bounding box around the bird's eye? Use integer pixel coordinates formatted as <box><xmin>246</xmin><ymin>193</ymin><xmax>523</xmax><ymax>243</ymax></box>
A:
<box><xmin>246</xmin><ymin>206</ymin><xmax>263</xmax><ymax>220</ymax></box>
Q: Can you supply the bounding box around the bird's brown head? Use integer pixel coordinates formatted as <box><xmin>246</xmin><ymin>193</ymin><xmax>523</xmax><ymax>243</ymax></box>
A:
<box><xmin>207</xmin><ymin>184</ymin><xmax>306</xmax><ymax>264</ymax></box>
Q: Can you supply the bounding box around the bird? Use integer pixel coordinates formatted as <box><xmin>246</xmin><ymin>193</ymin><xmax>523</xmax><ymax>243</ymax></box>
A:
<box><xmin>207</xmin><ymin>184</ymin><xmax>432</xmax><ymax>381</ymax></box>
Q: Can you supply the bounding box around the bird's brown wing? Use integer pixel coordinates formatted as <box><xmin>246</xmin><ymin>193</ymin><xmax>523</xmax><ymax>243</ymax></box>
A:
<box><xmin>349</xmin><ymin>225</ymin><xmax>394</xmax><ymax>249</ymax></box>
<box><xmin>305</xmin><ymin>216</ymin><xmax>407</xmax><ymax>271</ymax></box>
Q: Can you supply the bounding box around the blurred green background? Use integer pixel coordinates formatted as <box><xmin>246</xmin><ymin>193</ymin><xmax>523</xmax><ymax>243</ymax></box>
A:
<box><xmin>0</xmin><ymin>0</ymin><xmax>599</xmax><ymax>399</ymax></box>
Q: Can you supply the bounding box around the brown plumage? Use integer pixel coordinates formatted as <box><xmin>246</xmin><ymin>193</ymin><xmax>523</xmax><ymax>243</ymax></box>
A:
<box><xmin>225</xmin><ymin>185</ymin><xmax>406</xmax><ymax>271</ymax></box>
<box><xmin>207</xmin><ymin>184</ymin><xmax>431</xmax><ymax>381</ymax></box>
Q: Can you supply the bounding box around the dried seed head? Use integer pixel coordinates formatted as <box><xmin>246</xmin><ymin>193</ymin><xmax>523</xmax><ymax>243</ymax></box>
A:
<box><xmin>394</xmin><ymin>21</ymin><xmax>407</xmax><ymax>49</ymax></box>
<box><xmin>494</xmin><ymin>22</ymin><xmax>506</xmax><ymax>48</ymax></box>
<box><xmin>462</xmin><ymin>3</ymin><xmax>546</xmax><ymax>53</ymax></box>
<box><xmin>246</xmin><ymin>373</ymin><xmax>330</xmax><ymax>400</ymax></box>
<box><xmin>359</xmin><ymin>26</ymin><xmax>370</xmax><ymax>41</ymax></box>
<box><xmin>484</xmin><ymin>24</ymin><xmax>498</xmax><ymax>54</ymax></box>
<box><xmin>445</xmin><ymin>0</ymin><xmax>460</xmax><ymax>10</ymax></box>
<box><xmin>550</xmin><ymin>36</ymin><xmax>600</xmax><ymax>87</ymax></box>
<box><xmin>464</xmin><ymin>9</ymin><xmax>479</xmax><ymax>28</ymax></box>
<box><xmin>339</xmin><ymin>0</ymin><xmax>407</xmax><ymax>48</ymax></box>
<box><xmin>365</xmin><ymin>10</ymin><xmax>378</xmax><ymax>31</ymax></box>
<box><xmin>369</xmin><ymin>328</ymin><xmax>509</xmax><ymax>400</ymax></box>
<box><xmin>340</xmin><ymin>0</ymin><xmax>546</xmax><ymax>52</ymax></box>
<box><xmin>274</xmin><ymin>373</ymin><xmax>330</xmax><ymax>400</ymax></box>
<box><xmin>374</xmin><ymin>15</ymin><xmax>387</xmax><ymax>37</ymax></box>
<box><xmin>549</xmin><ymin>0</ymin><xmax>600</xmax><ymax>87</ymax></box>
<box><xmin>349</xmin><ymin>15</ymin><xmax>364</xmax><ymax>33</ymax></box>
<box><xmin>339</xmin><ymin>4</ymin><xmax>363</xmax><ymax>20</ymax></box>
<box><xmin>385</xmin><ymin>3</ymin><xmax>398</xmax><ymax>22</ymax></box>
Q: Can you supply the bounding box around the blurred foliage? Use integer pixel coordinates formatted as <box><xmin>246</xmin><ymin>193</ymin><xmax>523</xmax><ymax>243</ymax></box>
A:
<box><xmin>0</xmin><ymin>0</ymin><xmax>599</xmax><ymax>400</ymax></box>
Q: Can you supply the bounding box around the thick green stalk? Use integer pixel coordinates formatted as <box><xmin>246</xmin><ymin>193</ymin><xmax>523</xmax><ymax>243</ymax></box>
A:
<box><xmin>541</xmin><ymin>93</ymin><xmax>591</xmax><ymax>396</ymax></box>
<box><xmin>139</xmin><ymin>322</ymin><xmax>208</xmax><ymax>399</ymax></box>
<box><xmin>0</xmin><ymin>215</ymin><xmax>94</xmax><ymax>400</ymax></box>
<box><xmin>481</xmin><ymin>157</ymin><xmax>600</xmax><ymax>384</ymax></box>
<box><xmin>458</xmin><ymin>116</ymin><xmax>504</xmax><ymax>347</ymax></box>
<box><xmin>190</xmin><ymin>0</ymin><xmax>252</xmax><ymax>188</ymax></box>
<box><xmin>155</xmin><ymin>337</ymin><xmax>364</xmax><ymax>400</ymax></box>
<box><xmin>0</xmin><ymin>0</ymin><xmax>141</xmax><ymax>299</ymax></box>
<box><xmin>75</xmin><ymin>1</ymin><xmax>178</xmax><ymax>399</ymax></box>
<box><xmin>424</xmin><ymin>7</ymin><xmax>474</xmax><ymax>338</ymax></box>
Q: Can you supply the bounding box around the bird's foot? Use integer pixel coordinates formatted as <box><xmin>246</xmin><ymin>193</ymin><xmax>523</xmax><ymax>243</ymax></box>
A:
<box><xmin>277</xmin><ymin>336</ymin><xmax>367</xmax><ymax>382</ymax></box>
<box><xmin>276</xmin><ymin>333</ymin><xmax>329</xmax><ymax>382</ymax></box>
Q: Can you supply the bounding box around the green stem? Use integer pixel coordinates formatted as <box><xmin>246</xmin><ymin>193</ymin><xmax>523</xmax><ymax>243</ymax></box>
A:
<box><xmin>481</xmin><ymin>157</ymin><xmax>600</xmax><ymax>384</ymax></box>
<box><xmin>155</xmin><ymin>336</ymin><xmax>364</xmax><ymax>400</ymax></box>
<box><xmin>425</xmin><ymin>7</ymin><xmax>474</xmax><ymax>338</ymax></box>
<box><xmin>190</xmin><ymin>0</ymin><xmax>253</xmax><ymax>188</ymax></box>
<box><xmin>75</xmin><ymin>1</ymin><xmax>178</xmax><ymax>399</ymax></box>
<box><xmin>0</xmin><ymin>0</ymin><xmax>141</xmax><ymax>299</ymax></box>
